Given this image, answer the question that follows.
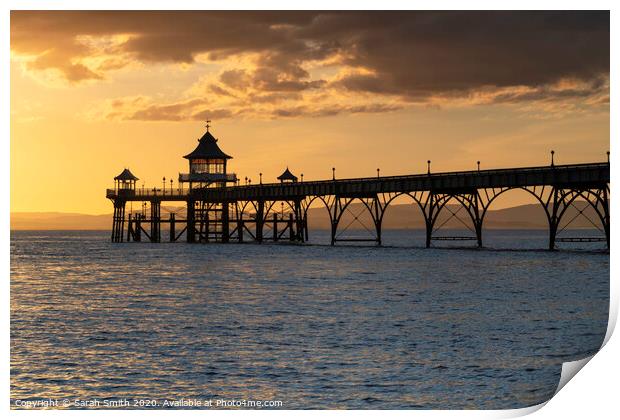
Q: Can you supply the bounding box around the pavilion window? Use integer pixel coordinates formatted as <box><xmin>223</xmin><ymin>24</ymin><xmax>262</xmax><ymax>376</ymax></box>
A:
<box><xmin>190</xmin><ymin>158</ymin><xmax>225</xmax><ymax>174</ymax></box>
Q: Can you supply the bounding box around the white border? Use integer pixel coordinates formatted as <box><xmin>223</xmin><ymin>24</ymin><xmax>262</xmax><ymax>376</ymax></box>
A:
<box><xmin>3</xmin><ymin>2</ymin><xmax>616</xmax><ymax>419</ymax></box>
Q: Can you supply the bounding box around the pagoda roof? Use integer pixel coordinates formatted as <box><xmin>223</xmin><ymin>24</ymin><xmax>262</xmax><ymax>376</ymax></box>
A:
<box><xmin>277</xmin><ymin>167</ymin><xmax>298</xmax><ymax>181</ymax></box>
<box><xmin>114</xmin><ymin>168</ymin><xmax>139</xmax><ymax>181</ymax></box>
<box><xmin>183</xmin><ymin>130</ymin><xmax>233</xmax><ymax>160</ymax></box>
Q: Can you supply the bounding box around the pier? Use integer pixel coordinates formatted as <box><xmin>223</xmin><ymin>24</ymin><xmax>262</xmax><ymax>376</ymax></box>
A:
<box><xmin>107</xmin><ymin>126</ymin><xmax>610</xmax><ymax>250</ymax></box>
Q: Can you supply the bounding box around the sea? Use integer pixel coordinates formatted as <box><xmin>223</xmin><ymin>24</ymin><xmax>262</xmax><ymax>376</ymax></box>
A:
<box><xmin>10</xmin><ymin>229</ymin><xmax>609</xmax><ymax>409</ymax></box>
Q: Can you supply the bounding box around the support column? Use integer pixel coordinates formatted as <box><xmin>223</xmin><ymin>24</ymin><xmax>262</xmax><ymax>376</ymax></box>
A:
<box><xmin>374</xmin><ymin>198</ymin><xmax>382</xmax><ymax>246</ymax></box>
<box><xmin>222</xmin><ymin>202</ymin><xmax>230</xmax><ymax>243</ymax></box>
<box><xmin>206</xmin><ymin>201</ymin><xmax>217</xmax><ymax>242</ymax></box>
<box><xmin>135</xmin><ymin>214</ymin><xmax>142</xmax><ymax>242</ymax></box>
<box><xmin>304</xmin><ymin>215</ymin><xmax>309</xmax><ymax>242</ymax></box>
<box><xmin>127</xmin><ymin>213</ymin><xmax>133</xmax><ymax>242</ymax></box>
<box><xmin>294</xmin><ymin>199</ymin><xmax>304</xmax><ymax>242</ymax></box>
<box><xmin>256</xmin><ymin>201</ymin><xmax>264</xmax><ymax>243</ymax></box>
<box><xmin>425</xmin><ymin>193</ymin><xmax>434</xmax><ymax>248</ymax></box>
<box><xmin>548</xmin><ymin>188</ymin><xmax>559</xmax><ymax>251</ymax></box>
<box><xmin>289</xmin><ymin>213</ymin><xmax>294</xmax><ymax>241</ymax></box>
<box><xmin>330</xmin><ymin>197</ymin><xmax>339</xmax><ymax>246</ymax></box>
<box><xmin>473</xmin><ymin>192</ymin><xmax>483</xmax><ymax>248</ymax></box>
<box><xmin>111</xmin><ymin>205</ymin><xmax>118</xmax><ymax>242</ymax></box>
<box><xmin>602</xmin><ymin>186</ymin><xmax>610</xmax><ymax>249</ymax></box>
<box><xmin>273</xmin><ymin>213</ymin><xmax>278</xmax><ymax>241</ymax></box>
<box><xmin>238</xmin><ymin>219</ymin><xmax>244</xmax><ymax>243</ymax></box>
<box><xmin>120</xmin><ymin>205</ymin><xmax>125</xmax><ymax>243</ymax></box>
<box><xmin>187</xmin><ymin>200</ymin><xmax>195</xmax><ymax>243</ymax></box>
<box><xmin>111</xmin><ymin>199</ymin><xmax>126</xmax><ymax>243</ymax></box>
<box><xmin>150</xmin><ymin>201</ymin><xmax>161</xmax><ymax>243</ymax></box>
<box><xmin>170</xmin><ymin>213</ymin><xmax>176</xmax><ymax>242</ymax></box>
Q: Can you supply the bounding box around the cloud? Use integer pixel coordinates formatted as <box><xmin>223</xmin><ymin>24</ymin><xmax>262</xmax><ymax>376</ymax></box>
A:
<box><xmin>11</xmin><ymin>11</ymin><xmax>610</xmax><ymax>119</ymax></box>
<box><xmin>269</xmin><ymin>103</ymin><xmax>404</xmax><ymax>119</ymax></box>
<box><xmin>93</xmin><ymin>91</ymin><xmax>402</xmax><ymax>121</ymax></box>
<box><xmin>96</xmin><ymin>96</ymin><xmax>234</xmax><ymax>122</ymax></box>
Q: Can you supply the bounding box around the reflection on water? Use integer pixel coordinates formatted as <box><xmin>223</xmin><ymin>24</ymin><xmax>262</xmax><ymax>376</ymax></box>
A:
<box><xmin>10</xmin><ymin>230</ymin><xmax>608</xmax><ymax>409</ymax></box>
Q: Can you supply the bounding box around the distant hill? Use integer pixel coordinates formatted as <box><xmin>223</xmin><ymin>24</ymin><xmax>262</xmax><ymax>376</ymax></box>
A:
<box><xmin>11</xmin><ymin>212</ymin><xmax>112</xmax><ymax>230</ymax></box>
<box><xmin>11</xmin><ymin>202</ymin><xmax>600</xmax><ymax>230</ymax></box>
<box><xmin>306</xmin><ymin>202</ymin><xmax>599</xmax><ymax>230</ymax></box>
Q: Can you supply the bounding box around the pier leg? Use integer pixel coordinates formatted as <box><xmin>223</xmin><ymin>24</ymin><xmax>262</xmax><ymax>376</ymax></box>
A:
<box><xmin>375</xmin><ymin>220</ymin><xmax>382</xmax><ymax>246</ymax></box>
<box><xmin>111</xmin><ymin>207</ymin><xmax>116</xmax><ymax>242</ymax></box>
<box><xmin>330</xmin><ymin>198</ymin><xmax>339</xmax><ymax>246</ymax></box>
<box><xmin>289</xmin><ymin>213</ymin><xmax>294</xmax><ymax>241</ymax></box>
<box><xmin>473</xmin><ymin>193</ymin><xmax>483</xmax><ymax>248</ymax></box>
<box><xmin>425</xmin><ymin>222</ymin><xmax>432</xmax><ymax>248</ymax></box>
<box><xmin>150</xmin><ymin>201</ymin><xmax>161</xmax><ymax>243</ymax></box>
<box><xmin>120</xmin><ymin>205</ymin><xmax>125</xmax><ymax>243</ymax></box>
<box><xmin>112</xmin><ymin>205</ymin><xmax>118</xmax><ymax>242</ymax></box>
<box><xmin>111</xmin><ymin>199</ymin><xmax>126</xmax><ymax>243</ymax></box>
<box><xmin>206</xmin><ymin>201</ymin><xmax>210</xmax><ymax>242</ymax></box>
<box><xmin>135</xmin><ymin>214</ymin><xmax>142</xmax><ymax>242</ymax></box>
<box><xmin>187</xmin><ymin>200</ymin><xmax>195</xmax><ymax>243</ymax></box>
<box><xmin>475</xmin><ymin>223</ymin><xmax>483</xmax><ymax>248</ymax></box>
<box><xmin>603</xmin><ymin>187</ymin><xmax>610</xmax><ymax>249</ymax></box>
<box><xmin>170</xmin><ymin>213</ymin><xmax>175</xmax><ymax>242</ymax></box>
<box><xmin>425</xmin><ymin>193</ymin><xmax>434</xmax><ymax>248</ymax></box>
<box><xmin>374</xmin><ymin>198</ymin><xmax>382</xmax><ymax>246</ymax></box>
<box><xmin>548</xmin><ymin>188</ymin><xmax>559</xmax><ymax>251</ymax></box>
<box><xmin>238</xmin><ymin>220</ymin><xmax>244</xmax><ymax>243</ymax></box>
<box><xmin>294</xmin><ymin>200</ymin><xmax>304</xmax><ymax>242</ymax></box>
<box><xmin>273</xmin><ymin>213</ymin><xmax>278</xmax><ymax>241</ymax></box>
<box><xmin>256</xmin><ymin>201</ymin><xmax>264</xmax><ymax>243</ymax></box>
<box><xmin>127</xmin><ymin>213</ymin><xmax>133</xmax><ymax>242</ymax></box>
<box><xmin>304</xmin><ymin>217</ymin><xmax>309</xmax><ymax>242</ymax></box>
<box><xmin>222</xmin><ymin>202</ymin><xmax>230</xmax><ymax>243</ymax></box>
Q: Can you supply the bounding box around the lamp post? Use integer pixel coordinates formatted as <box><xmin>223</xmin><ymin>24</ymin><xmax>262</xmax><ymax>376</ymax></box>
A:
<box><xmin>477</xmin><ymin>161</ymin><xmax>480</xmax><ymax>171</ymax></box>
<box><xmin>170</xmin><ymin>178</ymin><xmax>173</xmax><ymax>193</ymax></box>
<box><xmin>163</xmin><ymin>177</ymin><xmax>166</xmax><ymax>194</ymax></box>
<box><xmin>259</xmin><ymin>173</ymin><xmax>262</xmax><ymax>184</ymax></box>
<box><xmin>281</xmin><ymin>202</ymin><xmax>284</xmax><ymax>217</ymax></box>
<box><xmin>377</xmin><ymin>168</ymin><xmax>380</xmax><ymax>178</ymax></box>
<box><xmin>245</xmin><ymin>176</ymin><xmax>248</xmax><ymax>185</ymax></box>
<box><xmin>427</xmin><ymin>160</ymin><xmax>431</xmax><ymax>175</ymax></box>
<box><xmin>332</xmin><ymin>167</ymin><xmax>336</xmax><ymax>180</ymax></box>
<box><xmin>301</xmin><ymin>173</ymin><xmax>304</xmax><ymax>183</ymax></box>
<box><xmin>550</xmin><ymin>150</ymin><xmax>555</xmax><ymax>167</ymax></box>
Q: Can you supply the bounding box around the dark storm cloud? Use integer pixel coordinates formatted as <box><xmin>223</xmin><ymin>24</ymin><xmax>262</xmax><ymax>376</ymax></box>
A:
<box><xmin>11</xmin><ymin>10</ymin><xmax>609</xmax><ymax>102</ymax></box>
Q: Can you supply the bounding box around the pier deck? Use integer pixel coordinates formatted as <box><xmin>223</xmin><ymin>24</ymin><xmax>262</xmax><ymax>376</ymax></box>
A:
<box><xmin>107</xmin><ymin>162</ymin><xmax>609</xmax><ymax>250</ymax></box>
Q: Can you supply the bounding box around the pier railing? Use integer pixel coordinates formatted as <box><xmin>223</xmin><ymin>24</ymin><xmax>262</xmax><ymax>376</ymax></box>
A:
<box><xmin>106</xmin><ymin>187</ymin><xmax>190</xmax><ymax>200</ymax></box>
<box><xmin>106</xmin><ymin>162</ymin><xmax>609</xmax><ymax>202</ymax></box>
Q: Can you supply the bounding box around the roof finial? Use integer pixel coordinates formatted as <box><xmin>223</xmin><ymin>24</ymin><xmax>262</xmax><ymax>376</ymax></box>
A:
<box><xmin>205</xmin><ymin>119</ymin><xmax>212</xmax><ymax>132</ymax></box>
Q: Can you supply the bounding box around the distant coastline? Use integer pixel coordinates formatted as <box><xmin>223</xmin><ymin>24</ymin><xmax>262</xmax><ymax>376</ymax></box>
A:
<box><xmin>11</xmin><ymin>202</ymin><xmax>597</xmax><ymax>231</ymax></box>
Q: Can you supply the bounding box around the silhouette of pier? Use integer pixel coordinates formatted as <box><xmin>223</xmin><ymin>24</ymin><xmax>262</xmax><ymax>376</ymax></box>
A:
<box><xmin>107</xmin><ymin>126</ymin><xmax>610</xmax><ymax>250</ymax></box>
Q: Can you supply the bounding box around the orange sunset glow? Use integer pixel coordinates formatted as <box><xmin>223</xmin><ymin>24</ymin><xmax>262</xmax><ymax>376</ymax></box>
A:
<box><xmin>10</xmin><ymin>11</ymin><xmax>609</xmax><ymax>215</ymax></box>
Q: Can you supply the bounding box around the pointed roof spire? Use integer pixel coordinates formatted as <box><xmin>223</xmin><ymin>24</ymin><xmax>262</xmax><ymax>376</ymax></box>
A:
<box><xmin>183</xmin><ymin>126</ymin><xmax>233</xmax><ymax>160</ymax></box>
<box><xmin>114</xmin><ymin>168</ymin><xmax>139</xmax><ymax>181</ymax></box>
<box><xmin>277</xmin><ymin>167</ymin><xmax>298</xmax><ymax>182</ymax></box>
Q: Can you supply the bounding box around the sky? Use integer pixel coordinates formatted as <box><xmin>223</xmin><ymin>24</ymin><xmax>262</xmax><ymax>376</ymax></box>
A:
<box><xmin>10</xmin><ymin>11</ymin><xmax>610</xmax><ymax>214</ymax></box>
